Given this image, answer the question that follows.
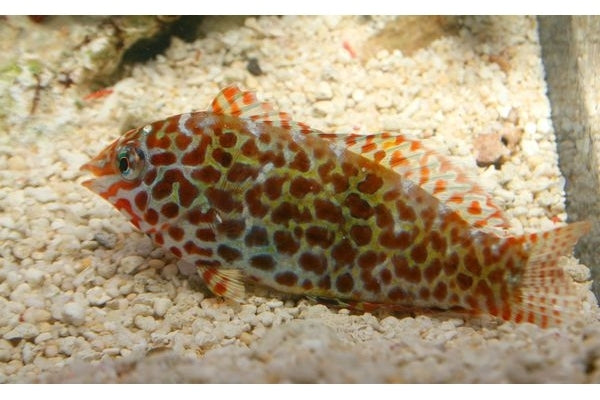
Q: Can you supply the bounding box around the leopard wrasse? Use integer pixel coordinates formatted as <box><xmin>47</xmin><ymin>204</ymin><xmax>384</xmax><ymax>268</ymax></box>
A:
<box><xmin>81</xmin><ymin>85</ymin><xmax>591</xmax><ymax>328</ymax></box>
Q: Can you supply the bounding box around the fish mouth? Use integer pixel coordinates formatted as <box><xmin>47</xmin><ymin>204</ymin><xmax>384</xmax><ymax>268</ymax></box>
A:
<box><xmin>79</xmin><ymin>155</ymin><xmax>117</xmax><ymax>193</ymax></box>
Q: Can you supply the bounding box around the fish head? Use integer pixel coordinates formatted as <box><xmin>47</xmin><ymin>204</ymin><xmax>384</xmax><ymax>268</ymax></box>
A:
<box><xmin>80</xmin><ymin>125</ymin><xmax>151</xmax><ymax>229</ymax></box>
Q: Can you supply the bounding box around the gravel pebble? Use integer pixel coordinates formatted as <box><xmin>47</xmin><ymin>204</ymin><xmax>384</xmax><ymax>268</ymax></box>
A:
<box><xmin>25</xmin><ymin>187</ymin><xmax>58</xmax><ymax>203</ymax></box>
<box><xmin>1</xmin><ymin>15</ymin><xmax>598</xmax><ymax>384</ymax></box>
<box><xmin>314</xmin><ymin>81</ymin><xmax>333</xmax><ymax>100</ymax></box>
<box><xmin>61</xmin><ymin>302</ymin><xmax>86</xmax><ymax>326</ymax></box>
<box><xmin>134</xmin><ymin>315</ymin><xmax>158</xmax><ymax>332</ymax></box>
<box><xmin>86</xmin><ymin>287</ymin><xmax>111</xmax><ymax>306</ymax></box>
<box><xmin>4</xmin><ymin>323</ymin><xmax>39</xmax><ymax>341</ymax></box>
<box><xmin>22</xmin><ymin>308</ymin><xmax>51</xmax><ymax>323</ymax></box>
<box><xmin>119</xmin><ymin>256</ymin><xmax>146</xmax><ymax>274</ymax></box>
<box><xmin>23</xmin><ymin>269</ymin><xmax>45</xmax><ymax>287</ymax></box>
<box><xmin>0</xmin><ymin>339</ymin><xmax>12</xmax><ymax>362</ymax></box>
<box><xmin>257</xmin><ymin>311</ymin><xmax>275</xmax><ymax>327</ymax></box>
<box><xmin>153</xmin><ymin>298</ymin><xmax>172</xmax><ymax>318</ymax></box>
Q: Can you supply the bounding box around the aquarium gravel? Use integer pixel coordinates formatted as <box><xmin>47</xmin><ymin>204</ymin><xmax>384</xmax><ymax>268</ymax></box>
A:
<box><xmin>0</xmin><ymin>15</ymin><xmax>599</xmax><ymax>383</ymax></box>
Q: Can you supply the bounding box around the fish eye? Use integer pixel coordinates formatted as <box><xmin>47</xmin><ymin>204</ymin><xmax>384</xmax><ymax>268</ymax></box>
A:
<box><xmin>116</xmin><ymin>145</ymin><xmax>145</xmax><ymax>181</ymax></box>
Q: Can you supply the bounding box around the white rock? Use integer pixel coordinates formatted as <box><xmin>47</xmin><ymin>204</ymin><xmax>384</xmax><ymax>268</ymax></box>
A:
<box><xmin>22</xmin><ymin>308</ymin><xmax>51</xmax><ymax>323</ymax></box>
<box><xmin>12</xmin><ymin>244</ymin><xmax>32</xmax><ymax>260</ymax></box>
<box><xmin>134</xmin><ymin>315</ymin><xmax>158</xmax><ymax>332</ymax></box>
<box><xmin>266</xmin><ymin>299</ymin><xmax>283</xmax><ymax>309</ymax></box>
<box><xmin>153</xmin><ymin>298</ymin><xmax>172</xmax><ymax>318</ymax></box>
<box><xmin>22</xmin><ymin>342</ymin><xmax>35</xmax><ymax>364</ymax></box>
<box><xmin>25</xmin><ymin>187</ymin><xmax>58</xmax><ymax>203</ymax></box>
<box><xmin>312</xmin><ymin>100</ymin><xmax>334</xmax><ymax>117</ymax></box>
<box><xmin>537</xmin><ymin>117</ymin><xmax>552</xmax><ymax>134</ymax></box>
<box><xmin>119</xmin><ymin>255</ymin><xmax>145</xmax><ymax>274</ymax></box>
<box><xmin>44</xmin><ymin>345</ymin><xmax>59</xmax><ymax>357</ymax></box>
<box><xmin>0</xmin><ymin>339</ymin><xmax>13</xmax><ymax>362</ymax></box>
<box><xmin>352</xmin><ymin>89</ymin><xmax>365</xmax><ymax>102</ymax></box>
<box><xmin>57</xmin><ymin>337</ymin><xmax>76</xmax><ymax>356</ymax></box>
<box><xmin>258</xmin><ymin>311</ymin><xmax>275</xmax><ymax>327</ymax></box>
<box><xmin>86</xmin><ymin>287</ymin><xmax>111</xmax><ymax>306</ymax></box>
<box><xmin>4</xmin><ymin>323</ymin><xmax>39</xmax><ymax>340</ymax></box>
<box><xmin>9</xmin><ymin>282</ymin><xmax>31</xmax><ymax>302</ymax></box>
<box><xmin>315</xmin><ymin>81</ymin><xmax>333</xmax><ymax>100</ymax></box>
<box><xmin>194</xmin><ymin>328</ymin><xmax>224</xmax><ymax>347</ymax></box>
<box><xmin>96</xmin><ymin>262</ymin><xmax>117</xmax><ymax>279</ymax></box>
<box><xmin>222</xmin><ymin>320</ymin><xmax>246</xmax><ymax>339</ymax></box>
<box><xmin>7</xmin><ymin>155</ymin><xmax>26</xmax><ymax>170</ymax></box>
<box><xmin>23</xmin><ymin>268</ymin><xmax>45</xmax><ymax>287</ymax></box>
<box><xmin>62</xmin><ymin>302</ymin><xmax>86</xmax><ymax>326</ymax></box>
<box><xmin>0</xmin><ymin>215</ymin><xmax>15</xmax><ymax>229</ymax></box>
<box><xmin>521</xmin><ymin>139</ymin><xmax>539</xmax><ymax>156</ymax></box>
<box><xmin>34</xmin><ymin>332</ymin><xmax>53</xmax><ymax>345</ymax></box>
<box><xmin>524</xmin><ymin>121</ymin><xmax>537</xmax><ymax>135</ymax></box>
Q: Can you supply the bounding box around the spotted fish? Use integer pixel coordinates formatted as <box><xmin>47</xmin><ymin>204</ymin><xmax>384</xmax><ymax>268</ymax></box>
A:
<box><xmin>81</xmin><ymin>85</ymin><xmax>590</xmax><ymax>327</ymax></box>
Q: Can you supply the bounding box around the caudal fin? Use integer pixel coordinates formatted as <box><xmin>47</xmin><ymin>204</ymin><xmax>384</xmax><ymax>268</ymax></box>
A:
<box><xmin>507</xmin><ymin>221</ymin><xmax>591</xmax><ymax>327</ymax></box>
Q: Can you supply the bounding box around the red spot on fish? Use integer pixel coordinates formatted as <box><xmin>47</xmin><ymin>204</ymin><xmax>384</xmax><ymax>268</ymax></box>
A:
<box><xmin>134</xmin><ymin>191</ymin><xmax>148</xmax><ymax>211</ymax></box>
<box><xmin>349</xmin><ymin>225</ymin><xmax>372</xmax><ymax>246</ymax></box>
<box><xmin>250</xmin><ymin>254</ymin><xmax>276</xmax><ymax>271</ymax></box>
<box><xmin>245</xmin><ymin>186</ymin><xmax>269</xmax><ymax>218</ymax></box>
<box><xmin>187</xmin><ymin>208</ymin><xmax>216</xmax><ymax>225</ymax></box>
<box><xmin>335</xmin><ymin>273</ymin><xmax>354</xmax><ymax>293</ymax></box>
<box><xmin>433</xmin><ymin>281</ymin><xmax>447</xmax><ymax>301</ymax></box>
<box><xmin>245</xmin><ymin>226</ymin><xmax>269</xmax><ymax>247</ymax></box>
<box><xmin>205</xmin><ymin>187</ymin><xmax>240</xmax><ymax>213</ymax></box>
<box><xmin>147</xmin><ymin>132</ymin><xmax>172</xmax><ymax>150</ymax></box>
<box><xmin>424</xmin><ymin>259</ymin><xmax>442</xmax><ymax>283</ymax></box>
<box><xmin>150</xmin><ymin>152</ymin><xmax>176</xmax><ymax>166</ymax></box>
<box><xmin>144</xmin><ymin>208</ymin><xmax>159</xmax><ymax>225</ymax></box>
<box><xmin>357</xmin><ymin>173</ymin><xmax>384</xmax><ymax>194</ymax></box>
<box><xmin>170</xmin><ymin>246</ymin><xmax>182</xmax><ymax>258</ymax></box>
<box><xmin>168</xmin><ymin>226</ymin><xmax>184</xmax><ymax>242</ymax></box>
<box><xmin>264</xmin><ymin>176</ymin><xmax>286</xmax><ymax>200</ymax></box>
<box><xmin>305</xmin><ymin>226</ymin><xmax>335</xmax><ymax>248</ymax></box>
<box><xmin>331</xmin><ymin>239</ymin><xmax>357</xmax><ymax>267</ymax></box>
<box><xmin>290</xmin><ymin>150</ymin><xmax>310</xmax><ymax>172</ymax></box>
<box><xmin>373</xmin><ymin>150</ymin><xmax>386</xmax><ymax>164</ymax></box>
<box><xmin>196</xmin><ymin>228</ymin><xmax>216</xmax><ymax>242</ymax></box>
<box><xmin>219</xmin><ymin>131</ymin><xmax>238</xmax><ymax>148</ymax></box>
<box><xmin>275</xmin><ymin>271</ymin><xmax>298</xmax><ymax>286</ymax></box>
<box><xmin>227</xmin><ymin>162</ymin><xmax>258</xmax><ymax>183</ymax></box>
<box><xmin>161</xmin><ymin>202</ymin><xmax>179</xmax><ymax>219</ymax></box>
<box><xmin>212</xmin><ymin>148</ymin><xmax>232</xmax><ymax>167</ymax></box>
<box><xmin>467</xmin><ymin>200</ymin><xmax>482</xmax><ymax>215</ymax></box>
<box><xmin>274</xmin><ymin>230</ymin><xmax>300</xmax><ymax>255</ymax></box>
<box><xmin>192</xmin><ymin>165</ymin><xmax>222</xmax><ymax>184</ymax></box>
<box><xmin>217</xmin><ymin>244</ymin><xmax>242</xmax><ymax>262</ymax></box>
<box><xmin>181</xmin><ymin>136</ymin><xmax>210</xmax><ymax>166</ymax></box>
<box><xmin>175</xmin><ymin>133</ymin><xmax>192</xmax><ymax>151</ymax></box>
<box><xmin>299</xmin><ymin>252</ymin><xmax>327</xmax><ymax>274</ymax></box>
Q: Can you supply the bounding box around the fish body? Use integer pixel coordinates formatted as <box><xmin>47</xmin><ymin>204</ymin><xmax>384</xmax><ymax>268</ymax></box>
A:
<box><xmin>81</xmin><ymin>86</ymin><xmax>590</xmax><ymax>327</ymax></box>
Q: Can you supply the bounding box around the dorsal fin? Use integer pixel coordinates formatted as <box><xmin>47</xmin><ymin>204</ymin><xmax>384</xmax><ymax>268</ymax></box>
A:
<box><xmin>210</xmin><ymin>86</ymin><xmax>509</xmax><ymax>230</ymax></box>
<box><xmin>210</xmin><ymin>85</ymin><xmax>291</xmax><ymax>120</ymax></box>
<box><xmin>210</xmin><ymin>85</ymin><xmax>318</xmax><ymax>132</ymax></box>
<box><xmin>319</xmin><ymin>132</ymin><xmax>510</xmax><ymax>230</ymax></box>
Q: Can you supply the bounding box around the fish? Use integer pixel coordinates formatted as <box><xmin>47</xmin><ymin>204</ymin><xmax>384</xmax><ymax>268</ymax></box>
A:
<box><xmin>81</xmin><ymin>85</ymin><xmax>591</xmax><ymax>328</ymax></box>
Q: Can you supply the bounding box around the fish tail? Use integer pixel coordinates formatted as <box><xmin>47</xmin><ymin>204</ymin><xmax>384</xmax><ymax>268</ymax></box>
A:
<box><xmin>504</xmin><ymin>221</ymin><xmax>591</xmax><ymax>327</ymax></box>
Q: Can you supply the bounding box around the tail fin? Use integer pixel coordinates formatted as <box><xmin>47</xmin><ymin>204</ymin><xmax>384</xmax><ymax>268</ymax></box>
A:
<box><xmin>507</xmin><ymin>221</ymin><xmax>591</xmax><ymax>327</ymax></box>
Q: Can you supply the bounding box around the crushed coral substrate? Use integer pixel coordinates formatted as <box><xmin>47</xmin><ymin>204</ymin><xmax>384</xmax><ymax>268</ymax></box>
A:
<box><xmin>0</xmin><ymin>16</ymin><xmax>599</xmax><ymax>383</ymax></box>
